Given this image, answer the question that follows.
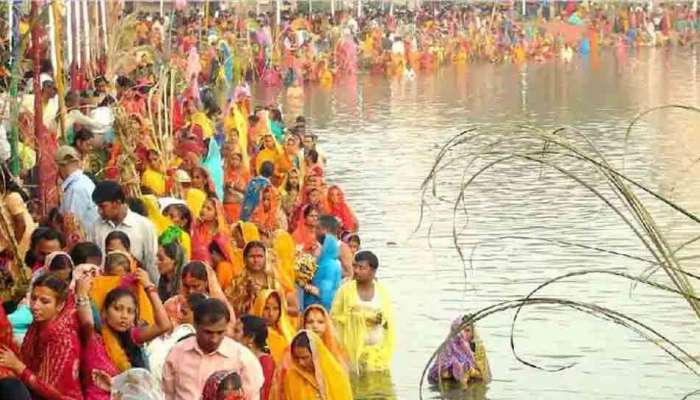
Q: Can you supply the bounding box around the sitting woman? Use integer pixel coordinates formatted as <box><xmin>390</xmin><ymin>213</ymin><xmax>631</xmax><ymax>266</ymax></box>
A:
<box><xmin>76</xmin><ymin>269</ymin><xmax>171</xmax><ymax>397</ymax></box>
<box><xmin>270</xmin><ymin>331</ymin><xmax>353</xmax><ymax>400</ymax></box>
<box><xmin>302</xmin><ymin>304</ymin><xmax>348</xmax><ymax>369</ymax></box>
<box><xmin>0</xmin><ymin>274</ymin><xmax>83</xmax><ymax>399</ymax></box>
<box><xmin>427</xmin><ymin>316</ymin><xmax>491</xmax><ymax>388</ymax></box>
<box><xmin>202</xmin><ymin>370</ymin><xmax>246</xmax><ymax>400</ymax></box>
<box><xmin>252</xmin><ymin>290</ymin><xmax>296</xmax><ymax>363</ymax></box>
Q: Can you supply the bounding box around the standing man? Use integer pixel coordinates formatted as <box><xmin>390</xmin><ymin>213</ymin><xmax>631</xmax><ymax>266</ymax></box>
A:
<box><xmin>56</xmin><ymin>145</ymin><xmax>99</xmax><ymax>233</ymax></box>
<box><xmin>162</xmin><ymin>298</ymin><xmax>263</xmax><ymax>400</ymax></box>
<box><xmin>89</xmin><ymin>180</ymin><xmax>159</xmax><ymax>282</ymax></box>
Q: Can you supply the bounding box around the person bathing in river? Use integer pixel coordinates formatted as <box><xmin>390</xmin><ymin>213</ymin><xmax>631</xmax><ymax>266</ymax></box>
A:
<box><xmin>427</xmin><ymin>315</ymin><xmax>491</xmax><ymax>388</ymax></box>
<box><xmin>331</xmin><ymin>250</ymin><xmax>395</xmax><ymax>374</ymax></box>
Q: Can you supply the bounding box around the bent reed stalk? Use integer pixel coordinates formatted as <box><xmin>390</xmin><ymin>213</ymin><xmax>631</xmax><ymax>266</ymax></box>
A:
<box><xmin>417</xmin><ymin>106</ymin><xmax>700</xmax><ymax>398</ymax></box>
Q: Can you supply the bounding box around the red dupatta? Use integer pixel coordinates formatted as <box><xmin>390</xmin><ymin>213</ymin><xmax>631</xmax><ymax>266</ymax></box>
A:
<box><xmin>0</xmin><ymin>306</ymin><xmax>17</xmax><ymax>379</ymax></box>
<box><xmin>20</xmin><ymin>299</ymin><xmax>83</xmax><ymax>400</ymax></box>
<box><xmin>327</xmin><ymin>185</ymin><xmax>357</xmax><ymax>233</ymax></box>
<box><xmin>192</xmin><ymin>198</ymin><xmax>232</xmax><ymax>263</ymax></box>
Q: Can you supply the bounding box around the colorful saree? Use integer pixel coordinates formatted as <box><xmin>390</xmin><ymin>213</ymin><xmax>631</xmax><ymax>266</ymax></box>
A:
<box><xmin>427</xmin><ymin>318</ymin><xmax>491</xmax><ymax>385</ymax></box>
<box><xmin>327</xmin><ymin>186</ymin><xmax>357</xmax><ymax>233</ymax></box>
<box><xmin>269</xmin><ymin>330</ymin><xmax>353</xmax><ymax>400</ymax></box>
<box><xmin>19</xmin><ymin>301</ymin><xmax>83</xmax><ymax>399</ymax></box>
<box><xmin>191</xmin><ymin>198</ymin><xmax>231</xmax><ymax>264</ymax></box>
<box><xmin>302</xmin><ymin>305</ymin><xmax>349</xmax><ymax>370</ymax></box>
<box><xmin>251</xmin><ymin>289</ymin><xmax>297</xmax><ymax>363</ymax></box>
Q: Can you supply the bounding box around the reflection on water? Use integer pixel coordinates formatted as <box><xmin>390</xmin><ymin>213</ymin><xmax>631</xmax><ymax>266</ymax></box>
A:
<box><xmin>259</xmin><ymin>47</ymin><xmax>700</xmax><ymax>399</ymax></box>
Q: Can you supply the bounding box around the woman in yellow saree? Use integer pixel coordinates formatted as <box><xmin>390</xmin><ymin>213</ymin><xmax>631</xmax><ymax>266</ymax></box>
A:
<box><xmin>270</xmin><ymin>330</ymin><xmax>353</xmax><ymax>400</ymax></box>
<box><xmin>251</xmin><ymin>289</ymin><xmax>296</xmax><ymax>363</ymax></box>
<box><xmin>303</xmin><ymin>304</ymin><xmax>348</xmax><ymax>369</ymax></box>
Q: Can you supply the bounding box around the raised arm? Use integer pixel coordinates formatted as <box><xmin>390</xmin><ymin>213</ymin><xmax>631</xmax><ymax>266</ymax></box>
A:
<box><xmin>133</xmin><ymin>269</ymin><xmax>173</xmax><ymax>343</ymax></box>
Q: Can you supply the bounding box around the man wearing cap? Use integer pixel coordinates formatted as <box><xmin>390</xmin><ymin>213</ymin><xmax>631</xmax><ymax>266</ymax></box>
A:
<box><xmin>89</xmin><ymin>180</ymin><xmax>160</xmax><ymax>282</ymax></box>
<box><xmin>56</xmin><ymin>145</ymin><xmax>99</xmax><ymax>231</ymax></box>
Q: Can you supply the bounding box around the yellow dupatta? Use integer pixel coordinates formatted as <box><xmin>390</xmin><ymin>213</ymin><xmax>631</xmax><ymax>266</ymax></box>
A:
<box><xmin>252</xmin><ymin>289</ymin><xmax>296</xmax><ymax>363</ymax></box>
<box><xmin>185</xmin><ymin>188</ymin><xmax>207</xmax><ymax>218</ymax></box>
<box><xmin>190</xmin><ymin>111</ymin><xmax>215</xmax><ymax>139</ymax></box>
<box><xmin>89</xmin><ymin>253</ymin><xmax>155</xmax><ymax>372</ymax></box>
<box><xmin>272</xmin><ymin>230</ymin><xmax>296</xmax><ymax>296</ymax></box>
<box><xmin>223</xmin><ymin>103</ymin><xmax>250</xmax><ymax>168</ymax></box>
<box><xmin>302</xmin><ymin>304</ymin><xmax>349</xmax><ymax>370</ymax></box>
<box><xmin>270</xmin><ymin>331</ymin><xmax>353</xmax><ymax>400</ymax></box>
<box><xmin>141</xmin><ymin>195</ymin><xmax>192</xmax><ymax>259</ymax></box>
<box><xmin>330</xmin><ymin>280</ymin><xmax>395</xmax><ymax>374</ymax></box>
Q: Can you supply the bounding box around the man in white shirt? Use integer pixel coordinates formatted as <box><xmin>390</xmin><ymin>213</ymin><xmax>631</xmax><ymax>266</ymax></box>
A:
<box><xmin>89</xmin><ymin>180</ymin><xmax>159</xmax><ymax>282</ymax></box>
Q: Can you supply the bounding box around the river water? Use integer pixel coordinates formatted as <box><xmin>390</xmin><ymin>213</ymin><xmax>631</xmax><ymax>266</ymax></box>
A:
<box><xmin>259</xmin><ymin>47</ymin><xmax>700</xmax><ymax>399</ymax></box>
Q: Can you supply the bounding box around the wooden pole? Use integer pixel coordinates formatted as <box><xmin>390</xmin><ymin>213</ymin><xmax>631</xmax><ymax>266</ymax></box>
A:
<box><xmin>31</xmin><ymin>2</ymin><xmax>48</xmax><ymax>215</ymax></box>
<box><xmin>66</xmin><ymin>0</ymin><xmax>73</xmax><ymax>66</ymax></box>
<box><xmin>82</xmin><ymin>0</ymin><xmax>90</xmax><ymax>68</ymax></box>
<box><xmin>75</xmin><ymin>0</ymin><xmax>81</xmax><ymax>67</ymax></box>
<box><xmin>7</xmin><ymin>0</ymin><xmax>11</xmax><ymax>58</ymax></box>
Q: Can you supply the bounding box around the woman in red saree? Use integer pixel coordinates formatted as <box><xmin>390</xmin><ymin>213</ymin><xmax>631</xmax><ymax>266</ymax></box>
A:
<box><xmin>251</xmin><ymin>186</ymin><xmax>288</xmax><ymax>235</ymax></box>
<box><xmin>292</xmin><ymin>205</ymin><xmax>320</xmax><ymax>254</ymax></box>
<box><xmin>0</xmin><ymin>274</ymin><xmax>83</xmax><ymax>400</ymax></box>
<box><xmin>191</xmin><ymin>197</ymin><xmax>232</xmax><ymax>264</ymax></box>
<box><xmin>327</xmin><ymin>185</ymin><xmax>358</xmax><ymax>233</ymax></box>
<box><xmin>223</xmin><ymin>147</ymin><xmax>250</xmax><ymax>224</ymax></box>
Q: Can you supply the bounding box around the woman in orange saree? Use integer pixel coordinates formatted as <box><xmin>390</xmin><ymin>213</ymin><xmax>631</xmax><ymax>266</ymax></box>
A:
<box><xmin>251</xmin><ymin>186</ymin><xmax>288</xmax><ymax>235</ymax></box>
<box><xmin>191</xmin><ymin>197</ymin><xmax>232</xmax><ymax>265</ymax></box>
<box><xmin>302</xmin><ymin>304</ymin><xmax>349</xmax><ymax>369</ymax></box>
<box><xmin>251</xmin><ymin>289</ymin><xmax>296</xmax><ymax>363</ymax></box>
<box><xmin>292</xmin><ymin>205</ymin><xmax>320</xmax><ymax>254</ymax></box>
<box><xmin>327</xmin><ymin>185</ymin><xmax>358</xmax><ymax>233</ymax></box>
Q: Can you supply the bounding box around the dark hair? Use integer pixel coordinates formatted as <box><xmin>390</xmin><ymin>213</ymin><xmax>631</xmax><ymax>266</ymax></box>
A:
<box><xmin>182</xmin><ymin>261</ymin><xmax>208</xmax><ymax>281</ymax></box>
<box><xmin>208</xmin><ymin>240</ymin><xmax>224</xmax><ymax>258</ymax></box>
<box><xmin>32</xmin><ymin>273</ymin><xmax>70</xmax><ymax>302</ymax></box>
<box><xmin>73</xmin><ymin>129</ymin><xmax>94</xmax><ymax>145</ymax></box>
<box><xmin>305</xmin><ymin>149</ymin><xmax>319</xmax><ymax>164</ymax></box>
<box><xmin>92</xmin><ymin>181</ymin><xmax>125</xmax><ymax>204</ymax></box>
<box><xmin>70</xmin><ymin>242</ymin><xmax>103</xmax><ymax>265</ymax></box>
<box><xmin>217</xmin><ymin>372</ymin><xmax>243</xmax><ymax>395</ymax></box>
<box><xmin>243</xmin><ymin>240</ymin><xmax>266</xmax><ymax>259</ymax></box>
<box><xmin>0</xmin><ymin>164</ymin><xmax>29</xmax><ymax>201</ymax></box>
<box><xmin>126</xmin><ymin>197</ymin><xmax>147</xmax><ymax>216</ymax></box>
<box><xmin>284</xmin><ymin>171</ymin><xmax>300</xmax><ymax>193</ymax></box>
<box><xmin>105</xmin><ymin>230</ymin><xmax>131</xmax><ymax>251</ymax></box>
<box><xmin>295</xmin><ymin>116</ymin><xmax>306</xmax><ymax>124</ymax></box>
<box><xmin>194</xmin><ymin>298</ymin><xmax>231</xmax><ymax>325</ymax></box>
<box><xmin>103</xmin><ymin>287</ymin><xmax>147</xmax><ymax>369</ymax></box>
<box><xmin>0</xmin><ymin>378</ymin><xmax>31</xmax><ymax>399</ymax></box>
<box><xmin>291</xmin><ymin>331</ymin><xmax>311</xmax><ymax>351</ymax></box>
<box><xmin>161</xmin><ymin>241</ymin><xmax>185</xmax><ymax>269</ymax></box>
<box><xmin>259</xmin><ymin>161</ymin><xmax>275</xmax><ymax>178</ymax></box>
<box><xmin>354</xmin><ymin>250</ymin><xmax>379</xmax><ymax>270</ymax></box>
<box><xmin>48</xmin><ymin>253</ymin><xmax>74</xmax><ymax>273</ymax></box>
<box><xmin>303</xmin><ymin>205</ymin><xmax>319</xmax><ymax>218</ymax></box>
<box><xmin>25</xmin><ymin>227</ymin><xmax>65</xmax><ymax>267</ymax></box>
<box><xmin>186</xmin><ymin>292</ymin><xmax>208</xmax><ymax>310</ymax></box>
<box><xmin>163</xmin><ymin>204</ymin><xmax>193</xmax><ymax>232</ymax></box>
<box><xmin>240</xmin><ymin>315</ymin><xmax>269</xmax><ymax>350</ymax></box>
<box><xmin>319</xmin><ymin>215</ymin><xmax>339</xmax><ymax>232</ymax></box>
<box><xmin>104</xmin><ymin>252</ymin><xmax>131</xmax><ymax>275</ymax></box>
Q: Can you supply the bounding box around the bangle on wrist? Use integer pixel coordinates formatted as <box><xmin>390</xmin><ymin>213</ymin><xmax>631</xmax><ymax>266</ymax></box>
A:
<box><xmin>76</xmin><ymin>295</ymin><xmax>90</xmax><ymax>307</ymax></box>
<box><xmin>145</xmin><ymin>285</ymin><xmax>157</xmax><ymax>294</ymax></box>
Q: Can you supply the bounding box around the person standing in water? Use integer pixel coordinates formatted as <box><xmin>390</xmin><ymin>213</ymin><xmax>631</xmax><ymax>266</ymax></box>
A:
<box><xmin>331</xmin><ymin>250</ymin><xmax>395</xmax><ymax>374</ymax></box>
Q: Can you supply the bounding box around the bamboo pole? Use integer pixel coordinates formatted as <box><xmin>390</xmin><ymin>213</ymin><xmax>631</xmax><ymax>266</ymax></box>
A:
<box><xmin>100</xmin><ymin>0</ymin><xmax>108</xmax><ymax>55</ymax></box>
<box><xmin>82</xmin><ymin>0</ymin><xmax>90</xmax><ymax>68</ymax></box>
<box><xmin>31</xmin><ymin>2</ymin><xmax>48</xmax><ymax>215</ymax></box>
<box><xmin>66</xmin><ymin>0</ymin><xmax>72</xmax><ymax>66</ymax></box>
<box><xmin>51</xmin><ymin>1</ymin><xmax>67</xmax><ymax>139</ymax></box>
<box><xmin>7</xmin><ymin>0</ymin><xmax>12</xmax><ymax>57</ymax></box>
<box><xmin>75</xmin><ymin>0</ymin><xmax>81</xmax><ymax>67</ymax></box>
